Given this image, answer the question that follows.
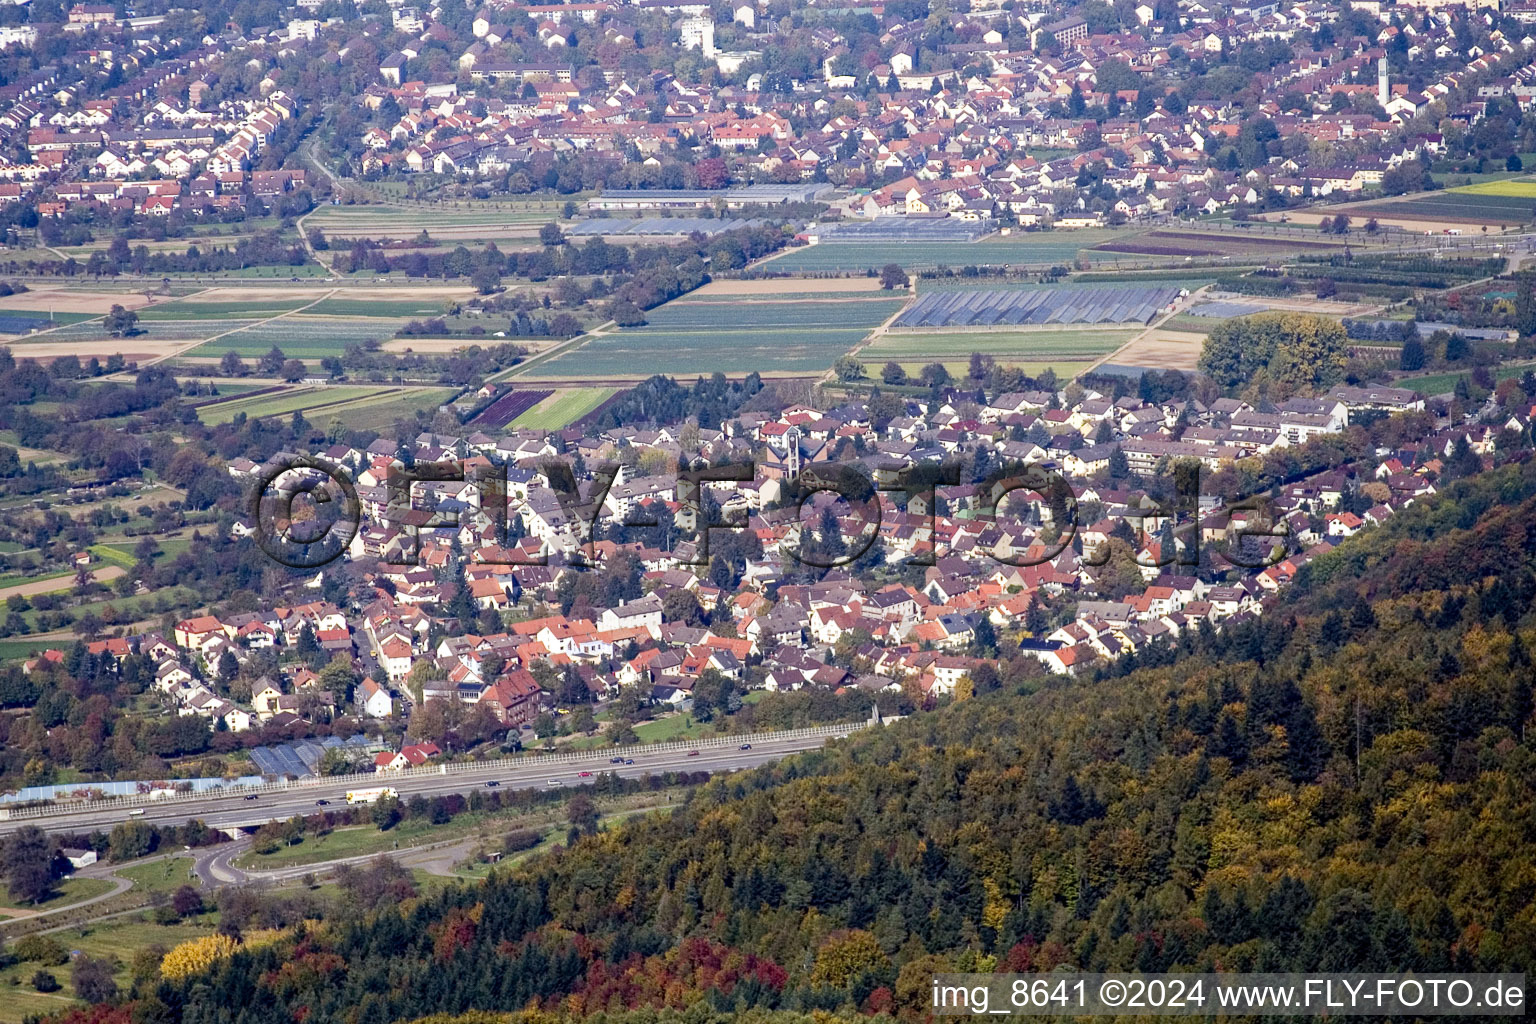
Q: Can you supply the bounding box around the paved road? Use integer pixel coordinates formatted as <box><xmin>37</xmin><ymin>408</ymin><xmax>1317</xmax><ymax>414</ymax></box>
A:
<box><xmin>192</xmin><ymin>834</ymin><xmax>480</xmax><ymax>888</ymax></box>
<box><xmin>0</xmin><ymin>729</ymin><xmax>860</xmax><ymax>838</ymax></box>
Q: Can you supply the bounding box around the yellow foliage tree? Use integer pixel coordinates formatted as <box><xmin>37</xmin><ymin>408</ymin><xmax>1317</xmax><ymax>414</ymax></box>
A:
<box><xmin>810</xmin><ymin>929</ymin><xmax>889</xmax><ymax>988</ymax></box>
<box><xmin>160</xmin><ymin>934</ymin><xmax>240</xmax><ymax>981</ymax></box>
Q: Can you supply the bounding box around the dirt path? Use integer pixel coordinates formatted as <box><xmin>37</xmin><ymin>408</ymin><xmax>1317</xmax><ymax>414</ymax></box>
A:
<box><xmin>0</xmin><ymin>565</ymin><xmax>124</xmax><ymax>603</ymax></box>
<box><xmin>0</xmin><ymin>873</ymin><xmax>131</xmax><ymax>929</ymax></box>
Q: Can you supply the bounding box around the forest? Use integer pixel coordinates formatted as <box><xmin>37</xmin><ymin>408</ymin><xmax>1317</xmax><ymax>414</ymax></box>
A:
<box><xmin>42</xmin><ymin>457</ymin><xmax>1536</xmax><ymax>1024</ymax></box>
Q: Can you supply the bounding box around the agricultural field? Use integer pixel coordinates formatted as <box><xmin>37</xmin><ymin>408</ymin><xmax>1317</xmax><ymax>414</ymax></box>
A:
<box><xmin>765</xmin><ymin>229</ymin><xmax>1139</xmax><ymax>273</ymax></box>
<box><xmin>192</xmin><ymin>382</ymin><xmax>455</xmax><ymax>427</ymax></box>
<box><xmin>1335</xmin><ymin>189</ymin><xmax>1536</xmax><ymax>228</ymax></box>
<box><xmin>306</xmin><ymin>204</ymin><xmax>556</xmax><ymax>244</ymax></box>
<box><xmin>1095</xmin><ymin>228</ymin><xmax>1349</xmax><ymax>258</ymax></box>
<box><xmin>470</xmin><ymin>386</ymin><xmax>554</xmax><ymax>427</ymax></box>
<box><xmin>0</xmin><ymin>289</ymin><xmax>158</xmax><ymax>314</ymax></box>
<box><xmin>0</xmin><ymin>309</ymin><xmax>95</xmax><ymax>329</ymax></box>
<box><xmin>1100</xmin><ymin>328</ymin><xmax>1206</xmax><ymax>372</ymax></box>
<box><xmin>191</xmin><ymin>383</ymin><xmax>454</xmax><ymax>425</ymax></box>
<box><xmin>509</xmin><ymin>387</ymin><xmax>617</xmax><ymax>429</ymax></box>
<box><xmin>181</xmin><ymin>315</ymin><xmax>405</xmax><ymax>359</ymax></box>
<box><xmin>28</xmin><ymin>318</ymin><xmax>253</xmax><ymax>343</ymax></box>
<box><xmin>303</xmin><ymin>297</ymin><xmax>454</xmax><ymax>317</ymax></box>
<box><xmin>523</xmin><ymin>294</ymin><xmax>909</xmax><ymax>379</ymax></box>
<box><xmin>137</xmin><ymin>298</ymin><xmax>312</xmax><ymax>320</ymax></box>
<box><xmin>194</xmin><ymin>384</ymin><xmax>377</xmax><ymax>423</ymax></box>
<box><xmin>336</xmin><ymin>388</ymin><xmax>456</xmax><ymax>429</ymax></box>
<box><xmin>862</xmin><ymin>328</ymin><xmax>1137</xmax><ymax>364</ymax></box>
<box><xmin>1446</xmin><ymin>178</ymin><xmax>1536</xmax><ymax>197</ymax></box>
<box><xmin>919</xmin><ymin>274</ymin><xmax>1219</xmax><ymax>294</ymax></box>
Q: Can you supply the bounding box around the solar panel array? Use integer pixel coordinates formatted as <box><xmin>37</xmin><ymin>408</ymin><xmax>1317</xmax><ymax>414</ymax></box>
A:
<box><xmin>567</xmin><ymin>217</ymin><xmax>771</xmax><ymax>237</ymax></box>
<box><xmin>892</xmin><ymin>285</ymin><xmax>1180</xmax><ymax>328</ymax></box>
<box><xmin>815</xmin><ymin>218</ymin><xmax>986</xmax><ymax>242</ymax></box>
<box><xmin>1188</xmin><ymin>300</ymin><xmax>1265</xmax><ymax>318</ymax></box>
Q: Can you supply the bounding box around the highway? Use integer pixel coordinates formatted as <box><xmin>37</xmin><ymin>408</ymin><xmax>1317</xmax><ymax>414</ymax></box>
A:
<box><xmin>0</xmin><ymin>728</ymin><xmax>858</xmax><ymax>838</ymax></box>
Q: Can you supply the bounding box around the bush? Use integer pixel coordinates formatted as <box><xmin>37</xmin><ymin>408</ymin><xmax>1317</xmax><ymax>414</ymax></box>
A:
<box><xmin>31</xmin><ymin>970</ymin><xmax>59</xmax><ymax>993</ymax></box>
<box><xmin>503</xmin><ymin>829</ymin><xmax>541</xmax><ymax>853</ymax></box>
<box><xmin>13</xmin><ymin>935</ymin><xmax>68</xmax><ymax>965</ymax></box>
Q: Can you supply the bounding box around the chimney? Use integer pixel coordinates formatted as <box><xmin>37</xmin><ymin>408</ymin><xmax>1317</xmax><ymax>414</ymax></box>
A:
<box><xmin>1377</xmin><ymin>56</ymin><xmax>1389</xmax><ymax>107</ymax></box>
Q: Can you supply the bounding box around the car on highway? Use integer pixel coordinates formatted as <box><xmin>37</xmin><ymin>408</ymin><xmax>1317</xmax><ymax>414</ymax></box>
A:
<box><xmin>315</xmin><ymin>799</ymin><xmax>330</xmax><ymax>806</ymax></box>
<box><xmin>244</xmin><ymin>794</ymin><xmax>260</xmax><ymax>800</ymax></box>
<box><xmin>687</xmin><ymin>750</ymin><xmax>700</xmax><ymax>757</ymax></box>
<box><xmin>740</xmin><ymin>743</ymin><xmax>752</xmax><ymax>750</ymax></box>
<box><xmin>610</xmin><ymin>757</ymin><xmax>624</xmax><ymax>763</ymax></box>
<box><xmin>485</xmin><ymin>780</ymin><xmax>500</xmax><ymax>788</ymax></box>
<box><xmin>578</xmin><ymin>771</ymin><xmax>592</xmax><ymax>777</ymax></box>
<box><xmin>546</xmin><ymin>779</ymin><xmax>560</xmax><ymax>785</ymax></box>
<box><xmin>624</xmin><ymin>759</ymin><xmax>634</xmax><ymax>765</ymax></box>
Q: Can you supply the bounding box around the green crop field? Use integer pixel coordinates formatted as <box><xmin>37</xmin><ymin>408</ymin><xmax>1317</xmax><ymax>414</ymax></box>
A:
<box><xmin>303</xmin><ymin>298</ymin><xmax>452</xmax><ymax>317</ymax></box>
<box><xmin>524</xmin><ymin>297</ymin><xmax>908</xmax><ymax>378</ymax></box>
<box><xmin>510</xmin><ymin>387</ymin><xmax>617</xmax><ymax>429</ymax></box>
<box><xmin>1449</xmin><ymin>178</ymin><xmax>1536</xmax><ymax>197</ymax></box>
<box><xmin>863</xmin><ymin>328</ymin><xmax>1137</xmax><ymax>363</ymax></box>
<box><xmin>768</xmin><ymin>230</ymin><xmax>1137</xmax><ymax>273</ymax></box>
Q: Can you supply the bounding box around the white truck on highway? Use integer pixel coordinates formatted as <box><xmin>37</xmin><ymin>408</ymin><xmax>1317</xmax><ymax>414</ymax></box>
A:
<box><xmin>345</xmin><ymin>786</ymin><xmax>398</xmax><ymax>805</ymax></box>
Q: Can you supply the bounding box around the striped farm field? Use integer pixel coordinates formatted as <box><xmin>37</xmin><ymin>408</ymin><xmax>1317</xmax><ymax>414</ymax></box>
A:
<box><xmin>137</xmin><ymin>299</ymin><xmax>312</xmax><ymax>320</ymax></box>
<box><xmin>509</xmin><ymin>387</ymin><xmax>618</xmax><ymax>429</ymax></box>
<box><xmin>182</xmin><ymin>316</ymin><xmax>406</xmax><ymax>358</ymax></box>
<box><xmin>525</xmin><ymin>296</ymin><xmax>908</xmax><ymax>378</ymax></box>
<box><xmin>1347</xmin><ymin>190</ymin><xmax>1535</xmax><ymax>225</ymax></box>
